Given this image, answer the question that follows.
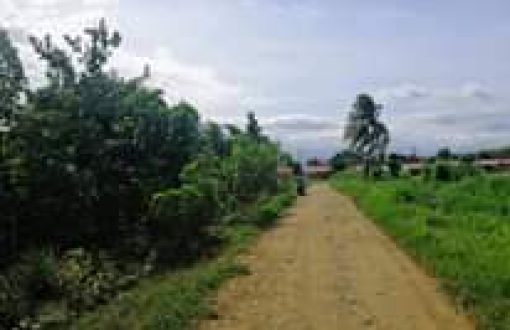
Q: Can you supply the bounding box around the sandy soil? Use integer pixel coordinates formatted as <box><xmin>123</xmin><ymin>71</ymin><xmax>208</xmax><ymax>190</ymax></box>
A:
<box><xmin>198</xmin><ymin>183</ymin><xmax>473</xmax><ymax>330</ymax></box>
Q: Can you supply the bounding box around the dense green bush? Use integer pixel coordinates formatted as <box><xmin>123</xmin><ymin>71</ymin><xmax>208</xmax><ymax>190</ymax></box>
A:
<box><xmin>254</xmin><ymin>191</ymin><xmax>296</xmax><ymax>227</ymax></box>
<box><xmin>149</xmin><ymin>184</ymin><xmax>216</xmax><ymax>263</ymax></box>
<box><xmin>434</xmin><ymin>161</ymin><xmax>458</xmax><ymax>181</ymax></box>
<box><xmin>0</xmin><ymin>20</ymin><xmax>290</xmax><ymax>328</ymax></box>
<box><xmin>0</xmin><ymin>251</ymin><xmax>58</xmax><ymax>328</ymax></box>
<box><xmin>422</xmin><ymin>159</ymin><xmax>482</xmax><ymax>183</ymax></box>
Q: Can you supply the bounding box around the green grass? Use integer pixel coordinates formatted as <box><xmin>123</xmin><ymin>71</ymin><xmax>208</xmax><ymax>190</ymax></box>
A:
<box><xmin>74</xmin><ymin>190</ymin><xmax>296</xmax><ymax>330</ymax></box>
<box><xmin>330</xmin><ymin>172</ymin><xmax>510</xmax><ymax>330</ymax></box>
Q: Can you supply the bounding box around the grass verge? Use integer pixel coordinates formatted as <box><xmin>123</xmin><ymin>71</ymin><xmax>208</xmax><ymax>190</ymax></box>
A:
<box><xmin>330</xmin><ymin>172</ymin><xmax>510</xmax><ymax>330</ymax></box>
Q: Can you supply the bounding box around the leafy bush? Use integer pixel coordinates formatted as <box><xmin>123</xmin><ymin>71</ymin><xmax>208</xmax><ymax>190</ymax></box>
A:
<box><xmin>434</xmin><ymin>161</ymin><xmax>458</xmax><ymax>181</ymax></box>
<box><xmin>57</xmin><ymin>249</ymin><xmax>122</xmax><ymax>311</ymax></box>
<box><xmin>387</xmin><ymin>153</ymin><xmax>402</xmax><ymax>177</ymax></box>
<box><xmin>254</xmin><ymin>191</ymin><xmax>296</xmax><ymax>227</ymax></box>
<box><xmin>149</xmin><ymin>185</ymin><xmax>214</xmax><ymax>263</ymax></box>
<box><xmin>0</xmin><ymin>250</ymin><xmax>59</xmax><ymax>328</ymax></box>
<box><xmin>75</xmin><ymin>190</ymin><xmax>295</xmax><ymax>330</ymax></box>
<box><xmin>0</xmin><ymin>18</ymin><xmax>288</xmax><ymax>329</ymax></box>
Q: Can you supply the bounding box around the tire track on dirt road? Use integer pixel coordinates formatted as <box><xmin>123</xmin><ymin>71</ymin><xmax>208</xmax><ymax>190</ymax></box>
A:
<box><xmin>198</xmin><ymin>183</ymin><xmax>473</xmax><ymax>330</ymax></box>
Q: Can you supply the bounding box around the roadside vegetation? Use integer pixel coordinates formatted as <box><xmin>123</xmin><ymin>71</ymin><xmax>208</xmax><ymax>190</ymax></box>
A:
<box><xmin>331</xmin><ymin>169</ymin><xmax>510</xmax><ymax>330</ymax></box>
<box><xmin>0</xmin><ymin>20</ymin><xmax>296</xmax><ymax>329</ymax></box>
<box><xmin>76</xmin><ymin>192</ymin><xmax>295</xmax><ymax>330</ymax></box>
<box><xmin>332</xmin><ymin>92</ymin><xmax>510</xmax><ymax>329</ymax></box>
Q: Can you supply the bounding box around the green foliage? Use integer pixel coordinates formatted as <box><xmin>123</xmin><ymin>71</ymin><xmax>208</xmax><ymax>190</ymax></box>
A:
<box><xmin>437</xmin><ymin>147</ymin><xmax>452</xmax><ymax>159</ymax></box>
<box><xmin>0</xmin><ymin>28</ymin><xmax>26</xmax><ymax>121</ymax></box>
<box><xmin>0</xmin><ymin>20</ymin><xmax>288</xmax><ymax>328</ymax></box>
<box><xmin>76</xmin><ymin>190</ymin><xmax>295</xmax><ymax>330</ymax></box>
<box><xmin>387</xmin><ymin>153</ymin><xmax>401</xmax><ymax>177</ymax></box>
<box><xmin>330</xmin><ymin>173</ymin><xmax>510</xmax><ymax>329</ymax></box>
<box><xmin>149</xmin><ymin>184</ymin><xmax>216</xmax><ymax>263</ymax></box>
<box><xmin>423</xmin><ymin>159</ymin><xmax>482</xmax><ymax>182</ymax></box>
<box><xmin>0</xmin><ymin>249</ymin><xmax>61</xmax><ymax>328</ymax></box>
<box><xmin>56</xmin><ymin>249</ymin><xmax>124</xmax><ymax>311</ymax></box>
<box><xmin>279</xmin><ymin>152</ymin><xmax>294</xmax><ymax>167</ymax></box>
<box><xmin>254</xmin><ymin>192</ymin><xmax>296</xmax><ymax>227</ymax></box>
<box><xmin>246</xmin><ymin>111</ymin><xmax>262</xmax><ymax>141</ymax></box>
<box><xmin>343</xmin><ymin>94</ymin><xmax>390</xmax><ymax>177</ymax></box>
<box><xmin>227</xmin><ymin>135</ymin><xmax>279</xmax><ymax>202</ymax></box>
<box><xmin>329</xmin><ymin>150</ymin><xmax>359</xmax><ymax>171</ymax></box>
<box><xmin>434</xmin><ymin>161</ymin><xmax>458</xmax><ymax>181</ymax></box>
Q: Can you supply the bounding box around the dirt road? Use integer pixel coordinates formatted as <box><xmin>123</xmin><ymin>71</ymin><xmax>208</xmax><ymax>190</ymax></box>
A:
<box><xmin>199</xmin><ymin>183</ymin><xmax>473</xmax><ymax>330</ymax></box>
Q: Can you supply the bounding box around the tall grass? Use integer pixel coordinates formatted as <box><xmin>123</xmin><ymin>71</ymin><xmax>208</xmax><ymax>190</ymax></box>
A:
<box><xmin>330</xmin><ymin>173</ymin><xmax>510</xmax><ymax>329</ymax></box>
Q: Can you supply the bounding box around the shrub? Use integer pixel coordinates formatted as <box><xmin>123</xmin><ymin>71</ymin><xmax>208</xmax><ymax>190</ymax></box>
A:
<box><xmin>434</xmin><ymin>162</ymin><xmax>458</xmax><ymax>182</ymax></box>
<box><xmin>56</xmin><ymin>249</ymin><xmax>121</xmax><ymax>311</ymax></box>
<box><xmin>0</xmin><ymin>250</ymin><xmax>59</xmax><ymax>328</ymax></box>
<box><xmin>148</xmin><ymin>183</ymin><xmax>219</xmax><ymax>263</ymax></box>
<box><xmin>387</xmin><ymin>153</ymin><xmax>402</xmax><ymax>177</ymax></box>
<box><xmin>254</xmin><ymin>192</ymin><xmax>295</xmax><ymax>228</ymax></box>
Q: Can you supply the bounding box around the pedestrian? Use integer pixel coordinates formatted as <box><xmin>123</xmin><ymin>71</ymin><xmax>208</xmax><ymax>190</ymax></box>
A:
<box><xmin>293</xmin><ymin>162</ymin><xmax>306</xmax><ymax>196</ymax></box>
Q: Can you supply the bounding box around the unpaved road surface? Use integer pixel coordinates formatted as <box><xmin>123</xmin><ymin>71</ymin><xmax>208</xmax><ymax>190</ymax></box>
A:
<box><xmin>199</xmin><ymin>183</ymin><xmax>473</xmax><ymax>330</ymax></box>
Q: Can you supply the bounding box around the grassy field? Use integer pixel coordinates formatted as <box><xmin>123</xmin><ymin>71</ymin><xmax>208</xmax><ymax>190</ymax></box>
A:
<box><xmin>330</xmin><ymin>173</ymin><xmax>510</xmax><ymax>330</ymax></box>
<box><xmin>75</xmin><ymin>191</ymin><xmax>296</xmax><ymax>330</ymax></box>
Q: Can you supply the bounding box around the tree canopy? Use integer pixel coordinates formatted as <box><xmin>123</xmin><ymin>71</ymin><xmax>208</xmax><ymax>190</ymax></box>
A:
<box><xmin>343</xmin><ymin>93</ymin><xmax>390</xmax><ymax>176</ymax></box>
<box><xmin>0</xmin><ymin>20</ymin><xmax>288</xmax><ymax>328</ymax></box>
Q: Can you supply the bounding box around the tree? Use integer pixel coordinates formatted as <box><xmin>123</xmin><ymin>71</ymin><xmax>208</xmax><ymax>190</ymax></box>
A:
<box><xmin>246</xmin><ymin>111</ymin><xmax>262</xmax><ymax>140</ymax></box>
<box><xmin>329</xmin><ymin>150</ymin><xmax>358</xmax><ymax>171</ymax></box>
<box><xmin>202</xmin><ymin>121</ymin><xmax>228</xmax><ymax>157</ymax></box>
<box><xmin>0</xmin><ymin>19</ymin><xmax>290</xmax><ymax>328</ymax></box>
<box><xmin>343</xmin><ymin>93</ymin><xmax>389</xmax><ymax>177</ymax></box>
<box><xmin>278</xmin><ymin>151</ymin><xmax>294</xmax><ymax>167</ymax></box>
<box><xmin>0</xmin><ymin>29</ymin><xmax>26</xmax><ymax>262</ymax></box>
<box><xmin>387</xmin><ymin>153</ymin><xmax>402</xmax><ymax>177</ymax></box>
<box><xmin>0</xmin><ymin>29</ymin><xmax>26</xmax><ymax>122</ymax></box>
<box><xmin>437</xmin><ymin>147</ymin><xmax>452</xmax><ymax>160</ymax></box>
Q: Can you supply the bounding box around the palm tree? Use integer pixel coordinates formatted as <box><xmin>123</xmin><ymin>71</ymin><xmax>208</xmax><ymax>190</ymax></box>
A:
<box><xmin>343</xmin><ymin>93</ymin><xmax>390</xmax><ymax>177</ymax></box>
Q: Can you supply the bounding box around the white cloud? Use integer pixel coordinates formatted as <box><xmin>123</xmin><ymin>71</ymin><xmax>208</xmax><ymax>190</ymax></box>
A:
<box><xmin>1</xmin><ymin>0</ymin><xmax>245</xmax><ymax>119</ymax></box>
<box><xmin>261</xmin><ymin>114</ymin><xmax>343</xmax><ymax>159</ymax></box>
<box><xmin>379</xmin><ymin>84</ymin><xmax>507</xmax><ymax>154</ymax></box>
<box><xmin>1</xmin><ymin>0</ymin><xmax>120</xmax><ymax>86</ymax></box>
<box><xmin>374</xmin><ymin>82</ymin><xmax>493</xmax><ymax>103</ymax></box>
<box><xmin>263</xmin><ymin>114</ymin><xmax>339</xmax><ymax>131</ymax></box>
<box><xmin>1</xmin><ymin>0</ymin><xmax>119</xmax><ymax>35</ymax></box>
<box><xmin>459</xmin><ymin>82</ymin><xmax>492</xmax><ymax>99</ymax></box>
<box><xmin>375</xmin><ymin>83</ymin><xmax>429</xmax><ymax>101</ymax></box>
<box><xmin>111</xmin><ymin>48</ymin><xmax>243</xmax><ymax>118</ymax></box>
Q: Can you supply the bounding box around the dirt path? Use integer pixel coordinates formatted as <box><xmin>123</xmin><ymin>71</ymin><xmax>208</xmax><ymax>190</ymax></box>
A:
<box><xmin>199</xmin><ymin>183</ymin><xmax>473</xmax><ymax>330</ymax></box>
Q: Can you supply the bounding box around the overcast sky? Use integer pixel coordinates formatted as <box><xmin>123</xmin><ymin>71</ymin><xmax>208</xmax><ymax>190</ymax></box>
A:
<box><xmin>3</xmin><ymin>0</ymin><xmax>510</xmax><ymax>158</ymax></box>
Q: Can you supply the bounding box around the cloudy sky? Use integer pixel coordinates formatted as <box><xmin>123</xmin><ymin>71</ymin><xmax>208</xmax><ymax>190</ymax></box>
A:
<box><xmin>2</xmin><ymin>0</ymin><xmax>510</xmax><ymax>158</ymax></box>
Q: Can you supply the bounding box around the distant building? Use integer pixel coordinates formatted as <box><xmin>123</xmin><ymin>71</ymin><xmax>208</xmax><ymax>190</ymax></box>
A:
<box><xmin>305</xmin><ymin>165</ymin><xmax>333</xmax><ymax>179</ymax></box>
<box><xmin>475</xmin><ymin>158</ymin><xmax>510</xmax><ymax>171</ymax></box>
<box><xmin>277</xmin><ymin>166</ymin><xmax>293</xmax><ymax>178</ymax></box>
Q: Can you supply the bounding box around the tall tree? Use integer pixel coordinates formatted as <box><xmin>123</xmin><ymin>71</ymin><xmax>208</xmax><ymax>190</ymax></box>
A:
<box><xmin>0</xmin><ymin>29</ymin><xmax>26</xmax><ymax>261</ymax></box>
<box><xmin>0</xmin><ymin>29</ymin><xmax>26</xmax><ymax>123</ymax></box>
<box><xmin>343</xmin><ymin>93</ymin><xmax>389</xmax><ymax>177</ymax></box>
<box><xmin>246</xmin><ymin>111</ymin><xmax>262</xmax><ymax>140</ymax></box>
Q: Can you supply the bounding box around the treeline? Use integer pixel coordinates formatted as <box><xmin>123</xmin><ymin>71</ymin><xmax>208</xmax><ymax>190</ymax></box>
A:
<box><xmin>0</xmin><ymin>20</ymin><xmax>292</xmax><ymax>328</ymax></box>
